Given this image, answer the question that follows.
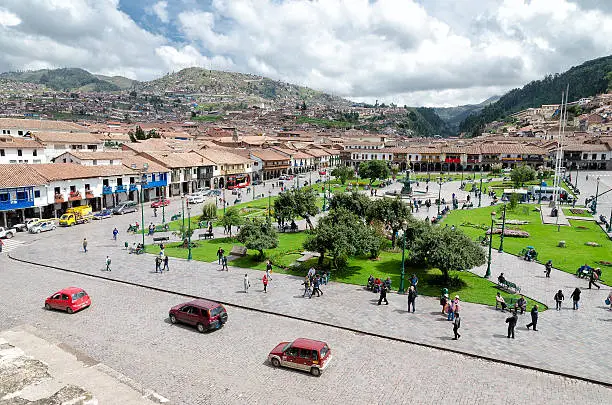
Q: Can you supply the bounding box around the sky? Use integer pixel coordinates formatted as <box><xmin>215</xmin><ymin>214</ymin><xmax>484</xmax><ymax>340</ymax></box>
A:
<box><xmin>0</xmin><ymin>0</ymin><xmax>611</xmax><ymax>107</ymax></box>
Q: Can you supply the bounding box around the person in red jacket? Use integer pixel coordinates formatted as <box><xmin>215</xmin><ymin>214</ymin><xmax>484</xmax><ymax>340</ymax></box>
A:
<box><xmin>262</xmin><ymin>274</ymin><xmax>269</xmax><ymax>293</ymax></box>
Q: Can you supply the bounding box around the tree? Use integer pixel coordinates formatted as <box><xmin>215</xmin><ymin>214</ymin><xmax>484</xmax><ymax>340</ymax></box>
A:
<box><xmin>237</xmin><ymin>219</ymin><xmax>278</xmax><ymax>260</ymax></box>
<box><xmin>331</xmin><ymin>165</ymin><xmax>355</xmax><ymax>185</ymax></box>
<box><xmin>274</xmin><ymin>188</ymin><xmax>319</xmax><ymax>230</ymax></box>
<box><xmin>491</xmin><ymin>163</ymin><xmax>503</xmax><ymax>174</ymax></box>
<box><xmin>200</xmin><ymin>202</ymin><xmax>217</xmax><ymax>221</ymax></box>
<box><xmin>510</xmin><ymin>165</ymin><xmax>536</xmax><ymax>188</ymax></box>
<box><xmin>134</xmin><ymin>125</ymin><xmax>146</xmax><ymax>140</ymax></box>
<box><xmin>273</xmin><ymin>191</ymin><xmax>295</xmax><ymax>227</ymax></box>
<box><xmin>408</xmin><ymin>225</ymin><xmax>486</xmax><ymax>280</ymax></box>
<box><xmin>128</xmin><ymin>130</ymin><xmax>136</xmax><ymax>143</ymax></box>
<box><xmin>329</xmin><ymin>191</ymin><xmax>371</xmax><ymax>218</ymax></box>
<box><xmin>366</xmin><ymin>197</ymin><xmax>412</xmax><ymax>248</ymax></box>
<box><xmin>220</xmin><ymin>206</ymin><xmax>244</xmax><ymax>237</ymax></box>
<box><xmin>359</xmin><ymin>160</ymin><xmax>391</xmax><ymax>185</ymax></box>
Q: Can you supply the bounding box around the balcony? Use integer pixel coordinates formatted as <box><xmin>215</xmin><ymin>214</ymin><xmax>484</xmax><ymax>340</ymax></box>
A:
<box><xmin>85</xmin><ymin>191</ymin><xmax>94</xmax><ymax>199</ymax></box>
<box><xmin>115</xmin><ymin>185</ymin><xmax>127</xmax><ymax>193</ymax></box>
<box><xmin>54</xmin><ymin>193</ymin><xmax>65</xmax><ymax>204</ymax></box>
<box><xmin>0</xmin><ymin>199</ymin><xmax>35</xmax><ymax>210</ymax></box>
<box><xmin>501</xmin><ymin>157</ymin><xmax>523</xmax><ymax>161</ymax></box>
<box><xmin>129</xmin><ymin>184</ymin><xmax>139</xmax><ymax>192</ymax></box>
<box><xmin>143</xmin><ymin>179</ymin><xmax>168</xmax><ymax>190</ymax></box>
<box><xmin>102</xmin><ymin>186</ymin><xmax>113</xmax><ymax>195</ymax></box>
<box><xmin>223</xmin><ymin>167</ymin><xmax>247</xmax><ymax>175</ymax></box>
<box><xmin>68</xmin><ymin>191</ymin><xmax>82</xmax><ymax>201</ymax></box>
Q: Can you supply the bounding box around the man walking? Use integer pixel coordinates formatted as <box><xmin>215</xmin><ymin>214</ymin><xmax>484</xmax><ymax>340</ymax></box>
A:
<box><xmin>82</xmin><ymin>238</ymin><xmax>88</xmax><ymax>253</ymax></box>
<box><xmin>112</xmin><ymin>227</ymin><xmax>118</xmax><ymax>241</ymax></box>
<box><xmin>163</xmin><ymin>255</ymin><xmax>169</xmax><ymax>272</ymax></box>
<box><xmin>105</xmin><ymin>256</ymin><xmax>111</xmax><ymax>272</ymax></box>
<box><xmin>554</xmin><ymin>290</ymin><xmax>564</xmax><ymax>310</ymax></box>
<box><xmin>377</xmin><ymin>283</ymin><xmax>389</xmax><ymax>305</ymax></box>
<box><xmin>506</xmin><ymin>311</ymin><xmax>518</xmax><ymax>339</ymax></box>
<box><xmin>221</xmin><ymin>255</ymin><xmax>228</xmax><ymax>271</ymax></box>
<box><xmin>217</xmin><ymin>247</ymin><xmax>224</xmax><ymax>265</ymax></box>
<box><xmin>266</xmin><ymin>260</ymin><xmax>273</xmax><ymax>281</ymax></box>
<box><xmin>311</xmin><ymin>275</ymin><xmax>323</xmax><ymax>298</ymax></box>
<box><xmin>155</xmin><ymin>256</ymin><xmax>161</xmax><ymax>273</ymax></box>
<box><xmin>570</xmin><ymin>287</ymin><xmax>581</xmax><ymax>310</ymax></box>
<box><xmin>407</xmin><ymin>285</ymin><xmax>417</xmax><ymax>313</ymax></box>
<box><xmin>544</xmin><ymin>260</ymin><xmax>552</xmax><ymax>278</ymax></box>
<box><xmin>526</xmin><ymin>304</ymin><xmax>539</xmax><ymax>331</ymax></box>
<box><xmin>302</xmin><ymin>276</ymin><xmax>311</xmax><ymax>298</ymax></box>
<box><xmin>243</xmin><ymin>274</ymin><xmax>250</xmax><ymax>293</ymax></box>
<box><xmin>452</xmin><ymin>312</ymin><xmax>461</xmax><ymax>340</ymax></box>
<box><xmin>588</xmin><ymin>269</ymin><xmax>601</xmax><ymax>290</ymax></box>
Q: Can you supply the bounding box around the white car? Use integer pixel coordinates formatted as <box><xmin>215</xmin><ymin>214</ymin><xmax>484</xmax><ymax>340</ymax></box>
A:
<box><xmin>187</xmin><ymin>193</ymin><xmax>205</xmax><ymax>204</ymax></box>
<box><xmin>29</xmin><ymin>221</ymin><xmax>57</xmax><ymax>234</ymax></box>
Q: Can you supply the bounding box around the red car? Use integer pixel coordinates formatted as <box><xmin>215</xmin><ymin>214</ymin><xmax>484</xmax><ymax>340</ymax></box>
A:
<box><xmin>150</xmin><ymin>198</ymin><xmax>170</xmax><ymax>208</ymax></box>
<box><xmin>318</xmin><ymin>170</ymin><xmax>327</xmax><ymax>175</ymax></box>
<box><xmin>268</xmin><ymin>338</ymin><xmax>332</xmax><ymax>377</ymax></box>
<box><xmin>45</xmin><ymin>287</ymin><xmax>91</xmax><ymax>314</ymax></box>
<box><xmin>169</xmin><ymin>299</ymin><xmax>228</xmax><ymax>333</ymax></box>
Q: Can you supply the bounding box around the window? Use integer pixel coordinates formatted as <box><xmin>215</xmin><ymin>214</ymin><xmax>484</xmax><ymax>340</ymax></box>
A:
<box><xmin>9</xmin><ymin>160</ymin><xmax>16</xmax><ymax>163</ymax></box>
<box><xmin>33</xmin><ymin>149</ymin><xmax>37</xmax><ymax>156</ymax></box>
<box><xmin>0</xmin><ymin>149</ymin><xmax>4</xmax><ymax>156</ymax></box>
<box><xmin>6</xmin><ymin>130</ymin><xmax>10</xmax><ymax>135</ymax></box>
<box><xmin>592</xmin><ymin>154</ymin><xmax>597</xmax><ymax>160</ymax></box>
<box><xmin>0</xmin><ymin>193</ymin><xmax>9</xmax><ymax>202</ymax></box>
<box><xmin>70</xmin><ymin>185</ymin><xmax>76</xmax><ymax>192</ymax></box>
<box><xmin>17</xmin><ymin>149</ymin><xmax>22</xmax><ymax>156</ymax></box>
<box><xmin>93</xmin><ymin>160</ymin><xmax>97</xmax><ymax>165</ymax></box>
<box><xmin>63</xmin><ymin>158</ymin><xmax>67</xmax><ymax>163</ymax></box>
<box><xmin>61</xmin><ymin>294</ymin><xmax>69</xmax><ymax>301</ymax></box>
<box><xmin>85</xmin><ymin>183</ymin><xmax>90</xmax><ymax>191</ymax></box>
<box><xmin>34</xmin><ymin>190</ymin><xmax>40</xmax><ymax>198</ymax></box>
<box><xmin>52</xmin><ymin>294</ymin><xmax>61</xmax><ymax>300</ymax></box>
<box><xmin>180</xmin><ymin>305</ymin><xmax>193</xmax><ymax>313</ymax></box>
<box><xmin>18</xmin><ymin>130</ymin><xmax>23</xmax><ymax>135</ymax></box>
<box><xmin>583</xmin><ymin>154</ymin><xmax>588</xmax><ymax>159</ymax></box>
<box><xmin>285</xmin><ymin>346</ymin><xmax>299</xmax><ymax>357</ymax></box>
<box><xmin>16</xmin><ymin>191</ymin><xmax>27</xmax><ymax>200</ymax></box>
<box><xmin>299</xmin><ymin>348</ymin><xmax>312</xmax><ymax>359</ymax></box>
<box><xmin>602</xmin><ymin>154</ymin><xmax>606</xmax><ymax>160</ymax></box>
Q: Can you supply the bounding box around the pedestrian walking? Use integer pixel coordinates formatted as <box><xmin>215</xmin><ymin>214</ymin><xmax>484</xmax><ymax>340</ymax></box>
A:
<box><xmin>588</xmin><ymin>269</ymin><xmax>601</xmax><ymax>289</ymax></box>
<box><xmin>217</xmin><ymin>247</ymin><xmax>224</xmax><ymax>264</ymax></box>
<box><xmin>307</xmin><ymin>266</ymin><xmax>316</xmax><ymax>281</ymax></box>
<box><xmin>153</xmin><ymin>207</ymin><xmax>158</xmax><ymax>217</ymax></box>
<box><xmin>526</xmin><ymin>304</ymin><xmax>539</xmax><ymax>331</ymax></box>
<box><xmin>112</xmin><ymin>227</ymin><xmax>118</xmax><ymax>241</ymax></box>
<box><xmin>570</xmin><ymin>287</ymin><xmax>581</xmax><ymax>310</ymax></box>
<box><xmin>221</xmin><ymin>255</ymin><xmax>228</xmax><ymax>271</ymax></box>
<box><xmin>554</xmin><ymin>290</ymin><xmax>564</xmax><ymax>310</ymax></box>
<box><xmin>452</xmin><ymin>312</ymin><xmax>461</xmax><ymax>340</ymax></box>
<box><xmin>0</xmin><ymin>238</ymin><xmax>4</xmax><ymax>253</ymax></box>
<box><xmin>105</xmin><ymin>256</ymin><xmax>111</xmax><ymax>272</ymax></box>
<box><xmin>377</xmin><ymin>284</ymin><xmax>389</xmax><ymax>305</ymax></box>
<box><xmin>82</xmin><ymin>238</ymin><xmax>88</xmax><ymax>253</ymax></box>
<box><xmin>506</xmin><ymin>311</ymin><xmax>518</xmax><ymax>339</ymax></box>
<box><xmin>312</xmin><ymin>275</ymin><xmax>323</xmax><ymax>297</ymax></box>
<box><xmin>163</xmin><ymin>255</ymin><xmax>169</xmax><ymax>271</ymax></box>
<box><xmin>606</xmin><ymin>291</ymin><xmax>612</xmax><ymax>310</ymax></box>
<box><xmin>407</xmin><ymin>285</ymin><xmax>417</xmax><ymax>313</ymax></box>
<box><xmin>266</xmin><ymin>260</ymin><xmax>273</xmax><ymax>280</ymax></box>
<box><xmin>447</xmin><ymin>298</ymin><xmax>455</xmax><ymax>321</ymax></box>
<box><xmin>544</xmin><ymin>260</ymin><xmax>552</xmax><ymax>278</ymax></box>
<box><xmin>262</xmin><ymin>274</ymin><xmax>269</xmax><ymax>293</ymax></box>
<box><xmin>302</xmin><ymin>276</ymin><xmax>311</xmax><ymax>298</ymax></box>
<box><xmin>244</xmin><ymin>274</ymin><xmax>250</xmax><ymax>293</ymax></box>
<box><xmin>155</xmin><ymin>256</ymin><xmax>161</xmax><ymax>273</ymax></box>
<box><xmin>410</xmin><ymin>274</ymin><xmax>418</xmax><ymax>292</ymax></box>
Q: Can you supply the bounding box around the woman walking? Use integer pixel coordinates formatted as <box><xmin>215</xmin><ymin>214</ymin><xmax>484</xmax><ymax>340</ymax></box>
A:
<box><xmin>554</xmin><ymin>290</ymin><xmax>564</xmax><ymax>310</ymax></box>
<box><xmin>570</xmin><ymin>287</ymin><xmax>581</xmax><ymax>310</ymax></box>
<box><xmin>244</xmin><ymin>274</ymin><xmax>250</xmax><ymax>293</ymax></box>
<box><xmin>262</xmin><ymin>274</ymin><xmax>269</xmax><ymax>293</ymax></box>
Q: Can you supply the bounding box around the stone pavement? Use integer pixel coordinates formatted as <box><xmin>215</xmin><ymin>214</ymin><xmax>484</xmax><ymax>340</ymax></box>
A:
<box><xmin>8</xmin><ymin>209</ymin><xmax>612</xmax><ymax>386</ymax></box>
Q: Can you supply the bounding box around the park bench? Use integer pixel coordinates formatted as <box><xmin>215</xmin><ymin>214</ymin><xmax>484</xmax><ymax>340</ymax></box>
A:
<box><xmin>153</xmin><ymin>236</ymin><xmax>169</xmax><ymax>243</ymax></box>
<box><xmin>170</xmin><ymin>213</ymin><xmax>181</xmax><ymax>221</ymax></box>
<box><xmin>154</xmin><ymin>224</ymin><xmax>170</xmax><ymax>232</ymax></box>
<box><xmin>230</xmin><ymin>245</ymin><xmax>247</xmax><ymax>257</ymax></box>
<box><xmin>198</xmin><ymin>231</ymin><xmax>214</xmax><ymax>240</ymax></box>
<box><xmin>498</xmin><ymin>279</ymin><xmax>521</xmax><ymax>294</ymax></box>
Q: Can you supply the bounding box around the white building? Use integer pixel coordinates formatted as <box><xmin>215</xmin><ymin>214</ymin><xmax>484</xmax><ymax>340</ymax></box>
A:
<box><xmin>0</xmin><ymin>136</ymin><xmax>46</xmax><ymax>164</ymax></box>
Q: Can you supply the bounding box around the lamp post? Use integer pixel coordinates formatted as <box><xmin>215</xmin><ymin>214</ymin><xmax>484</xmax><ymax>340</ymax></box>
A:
<box><xmin>406</xmin><ymin>162</ymin><xmax>412</xmax><ymax>193</ymax></box>
<box><xmin>181</xmin><ymin>195</ymin><xmax>185</xmax><ymax>237</ymax></box>
<box><xmin>538</xmin><ymin>168</ymin><xmax>544</xmax><ymax>205</ymax></box>
<box><xmin>187</xmin><ymin>203</ymin><xmax>192</xmax><ymax>260</ymax></box>
<box><xmin>498</xmin><ymin>204</ymin><xmax>507</xmax><ymax>253</ymax></box>
<box><xmin>222</xmin><ymin>187</ymin><xmax>226</xmax><ymax>215</ymax></box>
<box><xmin>323</xmin><ymin>176</ymin><xmax>327</xmax><ymax>212</ymax></box>
<box><xmin>399</xmin><ymin>225</ymin><xmax>407</xmax><ymax>294</ymax></box>
<box><xmin>161</xmin><ymin>186</ymin><xmax>166</xmax><ymax>225</ymax></box>
<box><xmin>437</xmin><ymin>177</ymin><xmax>442</xmax><ymax>215</ymax></box>
<box><xmin>131</xmin><ymin>163</ymin><xmax>148</xmax><ymax>247</ymax></box>
<box><xmin>607</xmin><ymin>206</ymin><xmax>612</xmax><ymax>233</ymax></box>
<box><xmin>478</xmin><ymin>172</ymin><xmax>483</xmax><ymax>207</ymax></box>
<box><xmin>268</xmin><ymin>189</ymin><xmax>272</xmax><ymax>220</ymax></box>
<box><xmin>574</xmin><ymin>165</ymin><xmax>578</xmax><ymax>189</ymax></box>
<box><xmin>592</xmin><ymin>176</ymin><xmax>600</xmax><ymax>215</ymax></box>
<box><xmin>485</xmin><ymin>211</ymin><xmax>495</xmax><ymax>278</ymax></box>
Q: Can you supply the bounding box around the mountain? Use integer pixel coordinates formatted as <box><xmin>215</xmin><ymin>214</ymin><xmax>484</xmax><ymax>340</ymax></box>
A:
<box><xmin>433</xmin><ymin>95</ymin><xmax>500</xmax><ymax>133</ymax></box>
<box><xmin>135</xmin><ymin>67</ymin><xmax>350</xmax><ymax>107</ymax></box>
<box><xmin>93</xmin><ymin>74</ymin><xmax>138</xmax><ymax>90</ymax></box>
<box><xmin>0</xmin><ymin>68</ymin><xmax>126</xmax><ymax>92</ymax></box>
<box><xmin>459</xmin><ymin>55</ymin><xmax>612</xmax><ymax>136</ymax></box>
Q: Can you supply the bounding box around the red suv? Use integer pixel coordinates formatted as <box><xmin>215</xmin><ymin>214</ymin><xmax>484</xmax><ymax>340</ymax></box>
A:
<box><xmin>169</xmin><ymin>299</ymin><xmax>228</xmax><ymax>333</ymax></box>
<box><xmin>268</xmin><ymin>338</ymin><xmax>332</xmax><ymax>376</ymax></box>
<box><xmin>150</xmin><ymin>198</ymin><xmax>170</xmax><ymax>208</ymax></box>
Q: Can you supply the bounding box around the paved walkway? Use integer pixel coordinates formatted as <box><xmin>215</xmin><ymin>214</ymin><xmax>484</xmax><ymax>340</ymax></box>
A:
<box><xmin>8</xmin><ymin>207</ymin><xmax>612</xmax><ymax>385</ymax></box>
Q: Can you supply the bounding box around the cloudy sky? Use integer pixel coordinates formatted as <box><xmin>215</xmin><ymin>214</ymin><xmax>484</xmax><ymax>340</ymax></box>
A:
<box><xmin>1</xmin><ymin>0</ymin><xmax>611</xmax><ymax>106</ymax></box>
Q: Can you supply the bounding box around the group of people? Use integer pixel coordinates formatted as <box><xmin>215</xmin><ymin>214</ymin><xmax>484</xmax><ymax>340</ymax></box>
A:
<box><xmin>217</xmin><ymin>247</ymin><xmax>228</xmax><ymax>271</ymax></box>
<box><xmin>302</xmin><ymin>267</ymin><xmax>327</xmax><ymax>298</ymax></box>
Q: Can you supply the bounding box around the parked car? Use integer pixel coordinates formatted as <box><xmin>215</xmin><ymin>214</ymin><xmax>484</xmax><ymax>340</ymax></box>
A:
<box><xmin>318</xmin><ymin>170</ymin><xmax>327</xmax><ymax>175</ymax></box>
<box><xmin>29</xmin><ymin>220</ymin><xmax>57</xmax><ymax>234</ymax></box>
<box><xmin>187</xmin><ymin>193</ymin><xmax>205</xmax><ymax>204</ymax></box>
<box><xmin>150</xmin><ymin>198</ymin><xmax>170</xmax><ymax>208</ymax></box>
<box><xmin>204</xmin><ymin>189</ymin><xmax>221</xmax><ymax>197</ymax></box>
<box><xmin>0</xmin><ymin>226</ymin><xmax>17</xmax><ymax>239</ymax></box>
<box><xmin>113</xmin><ymin>201</ymin><xmax>138</xmax><ymax>215</ymax></box>
<box><xmin>13</xmin><ymin>218</ymin><xmax>39</xmax><ymax>232</ymax></box>
<box><xmin>44</xmin><ymin>287</ymin><xmax>91</xmax><ymax>314</ymax></box>
<box><xmin>168</xmin><ymin>299</ymin><xmax>228</xmax><ymax>333</ymax></box>
<box><xmin>268</xmin><ymin>338</ymin><xmax>332</xmax><ymax>377</ymax></box>
<box><xmin>93</xmin><ymin>209</ymin><xmax>113</xmax><ymax>220</ymax></box>
<box><xmin>252</xmin><ymin>179</ymin><xmax>262</xmax><ymax>186</ymax></box>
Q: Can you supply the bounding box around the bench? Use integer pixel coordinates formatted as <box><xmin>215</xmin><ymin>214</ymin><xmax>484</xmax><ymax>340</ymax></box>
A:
<box><xmin>498</xmin><ymin>279</ymin><xmax>521</xmax><ymax>294</ymax></box>
<box><xmin>230</xmin><ymin>245</ymin><xmax>247</xmax><ymax>257</ymax></box>
<box><xmin>198</xmin><ymin>232</ymin><xmax>214</xmax><ymax>240</ymax></box>
<box><xmin>153</xmin><ymin>236</ymin><xmax>169</xmax><ymax>242</ymax></box>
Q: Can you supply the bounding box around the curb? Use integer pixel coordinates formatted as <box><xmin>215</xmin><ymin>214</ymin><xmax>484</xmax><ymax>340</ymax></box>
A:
<box><xmin>8</xmin><ymin>253</ymin><xmax>612</xmax><ymax>389</ymax></box>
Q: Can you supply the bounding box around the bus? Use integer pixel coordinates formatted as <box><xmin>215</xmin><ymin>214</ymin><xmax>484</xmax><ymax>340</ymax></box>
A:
<box><xmin>528</xmin><ymin>186</ymin><xmax>574</xmax><ymax>202</ymax></box>
<box><xmin>226</xmin><ymin>174</ymin><xmax>250</xmax><ymax>189</ymax></box>
<box><xmin>501</xmin><ymin>189</ymin><xmax>529</xmax><ymax>203</ymax></box>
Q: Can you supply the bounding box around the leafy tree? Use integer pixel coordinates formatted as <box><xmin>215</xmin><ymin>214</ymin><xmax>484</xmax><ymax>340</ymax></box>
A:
<box><xmin>128</xmin><ymin>130</ymin><xmax>136</xmax><ymax>143</ymax></box>
<box><xmin>491</xmin><ymin>163</ymin><xmax>503</xmax><ymax>174</ymax></box>
<box><xmin>293</xmin><ymin>187</ymin><xmax>319</xmax><ymax>230</ymax></box>
<box><xmin>358</xmin><ymin>160</ymin><xmax>391</xmax><ymax>185</ymax></box>
<box><xmin>200</xmin><ymin>202</ymin><xmax>217</xmax><ymax>220</ymax></box>
<box><xmin>237</xmin><ymin>219</ymin><xmax>278</xmax><ymax>260</ymax></box>
<box><xmin>510</xmin><ymin>165</ymin><xmax>536</xmax><ymax>188</ymax></box>
<box><xmin>409</xmin><ymin>225</ymin><xmax>486</xmax><ymax>280</ymax></box>
<box><xmin>273</xmin><ymin>191</ymin><xmax>295</xmax><ymax>227</ymax></box>
<box><xmin>390</xmin><ymin>164</ymin><xmax>400</xmax><ymax>178</ymax></box>
<box><xmin>329</xmin><ymin>191</ymin><xmax>371</xmax><ymax>218</ymax></box>
<box><xmin>134</xmin><ymin>125</ymin><xmax>146</xmax><ymax>140</ymax></box>
<box><xmin>366</xmin><ymin>197</ymin><xmax>412</xmax><ymax>248</ymax></box>
<box><xmin>220</xmin><ymin>206</ymin><xmax>244</xmax><ymax>237</ymax></box>
<box><xmin>331</xmin><ymin>165</ymin><xmax>355</xmax><ymax>185</ymax></box>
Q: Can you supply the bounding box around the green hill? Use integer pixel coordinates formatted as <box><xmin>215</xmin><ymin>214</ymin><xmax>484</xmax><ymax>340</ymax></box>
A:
<box><xmin>459</xmin><ymin>55</ymin><xmax>612</xmax><ymax>136</ymax></box>
<box><xmin>0</xmin><ymin>68</ymin><xmax>122</xmax><ymax>92</ymax></box>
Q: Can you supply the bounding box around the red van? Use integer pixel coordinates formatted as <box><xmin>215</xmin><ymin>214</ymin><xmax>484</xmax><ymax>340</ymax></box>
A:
<box><xmin>268</xmin><ymin>338</ymin><xmax>332</xmax><ymax>376</ymax></box>
<box><xmin>169</xmin><ymin>299</ymin><xmax>228</xmax><ymax>333</ymax></box>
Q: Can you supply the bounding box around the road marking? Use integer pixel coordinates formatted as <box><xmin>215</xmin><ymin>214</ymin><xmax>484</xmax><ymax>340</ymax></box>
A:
<box><xmin>0</xmin><ymin>239</ymin><xmax>24</xmax><ymax>253</ymax></box>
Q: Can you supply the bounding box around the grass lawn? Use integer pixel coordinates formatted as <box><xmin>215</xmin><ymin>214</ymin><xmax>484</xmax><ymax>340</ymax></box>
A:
<box><xmin>442</xmin><ymin>204</ymin><xmax>612</xmax><ymax>278</ymax></box>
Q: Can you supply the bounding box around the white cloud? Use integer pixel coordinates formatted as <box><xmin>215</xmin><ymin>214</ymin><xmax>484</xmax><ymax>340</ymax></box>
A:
<box><xmin>0</xmin><ymin>0</ymin><xmax>611</xmax><ymax>106</ymax></box>
<box><xmin>151</xmin><ymin>1</ymin><xmax>169</xmax><ymax>23</ymax></box>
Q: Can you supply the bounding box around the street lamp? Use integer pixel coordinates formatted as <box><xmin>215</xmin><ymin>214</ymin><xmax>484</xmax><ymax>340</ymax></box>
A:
<box><xmin>478</xmin><ymin>171</ymin><xmax>483</xmax><ymax>207</ymax></box>
<box><xmin>498</xmin><ymin>204</ymin><xmax>507</xmax><ymax>253</ymax></box>
<box><xmin>131</xmin><ymin>163</ymin><xmax>148</xmax><ymax>247</ymax></box>
<box><xmin>161</xmin><ymin>186</ymin><xmax>166</xmax><ymax>225</ymax></box>
<box><xmin>592</xmin><ymin>176</ymin><xmax>601</xmax><ymax>214</ymax></box>
<box><xmin>574</xmin><ymin>165</ymin><xmax>579</xmax><ymax>189</ymax></box>
<box><xmin>398</xmin><ymin>223</ymin><xmax>407</xmax><ymax>294</ymax></box>
<box><xmin>538</xmin><ymin>168</ymin><xmax>544</xmax><ymax>205</ymax></box>
<box><xmin>187</xmin><ymin>203</ymin><xmax>192</xmax><ymax>260</ymax></box>
<box><xmin>485</xmin><ymin>211</ymin><xmax>495</xmax><ymax>278</ymax></box>
<box><xmin>267</xmin><ymin>189</ymin><xmax>272</xmax><ymax>221</ymax></box>
<box><xmin>181</xmin><ymin>195</ymin><xmax>185</xmax><ymax>237</ymax></box>
<box><xmin>406</xmin><ymin>161</ymin><xmax>412</xmax><ymax>193</ymax></box>
<box><xmin>437</xmin><ymin>177</ymin><xmax>442</xmax><ymax>215</ymax></box>
<box><xmin>323</xmin><ymin>175</ymin><xmax>328</xmax><ymax>211</ymax></box>
<box><xmin>222</xmin><ymin>186</ymin><xmax>227</xmax><ymax>215</ymax></box>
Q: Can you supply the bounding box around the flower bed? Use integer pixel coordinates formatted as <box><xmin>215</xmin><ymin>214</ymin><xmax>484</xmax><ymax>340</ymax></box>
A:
<box><xmin>486</xmin><ymin>229</ymin><xmax>530</xmax><ymax>237</ymax></box>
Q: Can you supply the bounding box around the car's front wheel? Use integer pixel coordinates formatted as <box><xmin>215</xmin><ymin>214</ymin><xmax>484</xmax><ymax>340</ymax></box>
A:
<box><xmin>169</xmin><ymin>314</ymin><xmax>177</xmax><ymax>324</ymax></box>
<box><xmin>5</xmin><ymin>232</ymin><xmax>13</xmax><ymax>239</ymax></box>
<box><xmin>36</xmin><ymin>229</ymin><xmax>41</xmax><ymax>234</ymax></box>
<box><xmin>44</xmin><ymin>303</ymin><xmax>51</xmax><ymax>310</ymax></box>
<box><xmin>196</xmin><ymin>323</ymin><xmax>206</xmax><ymax>333</ymax></box>
<box><xmin>310</xmin><ymin>367</ymin><xmax>321</xmax><ymax>377</ymax></box>
<box><xmin>66</xmin><ymin>307</ymin><xmax>73</xmax><ymax>314</ymax></box>
<box><xmin>271</xmin><ymin>357</ymin><xmax>281</xmax><ymax>368</ymax></box>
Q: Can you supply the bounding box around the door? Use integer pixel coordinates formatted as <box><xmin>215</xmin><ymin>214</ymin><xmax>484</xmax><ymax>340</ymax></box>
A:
<box><xmin>176</xmin><ymin>305</ymin><xmax>193</xmax><ymax>324</ymax></box>
<box><xmin>297</xmin><ymin>348</ymin><xmax>313</xmax><ymax>371</ymax></box>
<box><xmin>58</xmin><ymin>293</ymin><xmax>70</xmax><ymax>310</ymax></box>
<box><xmin>282</xmin><ymin>346</ymin><xmax>300</xmax><ymax>369</ymax></box>
<box><xmin>49</xmin><ymin>293</ymin><xmax>62</xmax><ymax>309</ymax></box>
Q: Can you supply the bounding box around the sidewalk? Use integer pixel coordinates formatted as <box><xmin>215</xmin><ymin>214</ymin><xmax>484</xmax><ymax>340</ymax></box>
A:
<box><xmin>9</xmin><ymin>217</ymin><xmax>612</xmax><ymax>386</ymax></box>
